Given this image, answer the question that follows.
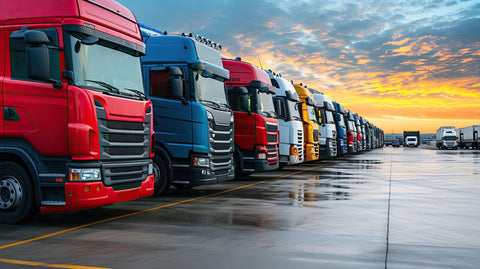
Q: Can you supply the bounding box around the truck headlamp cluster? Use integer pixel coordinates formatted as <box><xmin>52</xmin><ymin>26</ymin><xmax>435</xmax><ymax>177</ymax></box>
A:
<box><xmin>193</xmin><ymin>157</ymin><xmax>210</xmax><ymax>168</ymax></box>
<box><xmin>69</xmin><ymin>168</ymin><xmax>101</xmax><ymax>182</ymax></box>
<box><xmin>195</xmin><ymin>34</ymin><xmax>222</xmax><ymax>51</ymax></box>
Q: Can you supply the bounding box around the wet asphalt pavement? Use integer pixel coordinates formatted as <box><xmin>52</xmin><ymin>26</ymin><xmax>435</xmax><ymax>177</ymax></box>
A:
<box><xmin>1</xmin><ymin>146</ymin><xmax>479</xmax><ymax>269</ymax></box>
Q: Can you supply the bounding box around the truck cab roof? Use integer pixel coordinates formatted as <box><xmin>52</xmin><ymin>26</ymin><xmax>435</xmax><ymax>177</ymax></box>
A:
<box><xmin>1</xmin><ymin>0</ymin><xmax>142</xmax><ymax>42</ymax></box>
<box><xmin>141</xmin><ymin>29</ymin><xmax>229</xmax><ymax>80</ymax></box>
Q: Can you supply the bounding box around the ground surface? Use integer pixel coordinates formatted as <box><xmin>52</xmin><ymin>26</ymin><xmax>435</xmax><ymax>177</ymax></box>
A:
<box><xmin>1</xmin><ymin>146</ymin><xmax>479</xmax><ymax>269</ymax></box>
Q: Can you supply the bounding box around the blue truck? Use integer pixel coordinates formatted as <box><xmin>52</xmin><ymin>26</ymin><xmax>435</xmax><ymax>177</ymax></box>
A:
<box><xmin>332</xmin><ymin>102</ymin><xmax>347</xmax><ymax>155</ymax></box>
<box><xmin>140</xmin><ymin>26</ymin><xmax>234</xmax><ymax>194</ymax></box>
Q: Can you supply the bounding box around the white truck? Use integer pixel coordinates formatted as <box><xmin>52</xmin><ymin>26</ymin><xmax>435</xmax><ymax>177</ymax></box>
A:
<box><xmin>313</xmin><ymin>92</ymin><xmax>337</xmax><ymax>159</ymax></box>
<box><xmin>405</xmin><ymin>136</ymin><xmax>418</xmax><ymax>147</ymax></box>
<box><xmin>436</xmin><ymin>126</ymin><xmax>458</xmax><ymax>150</ymax></box>
<box><xmin>267</xmin><ymin>71</ymin><xmax>304</xmax><ymax>167</ymax></box>
<box><xmin>457</xmin><ymin>125</ymin><xmax>480</xmax><ymax>149</ymax></box>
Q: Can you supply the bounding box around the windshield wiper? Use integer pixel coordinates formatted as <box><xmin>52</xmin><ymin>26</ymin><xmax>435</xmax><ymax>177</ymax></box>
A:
<box><xmin>84</xmin><ymin>79</ymin><xmax>120</xmax><ymax>94</ymax></box>
<box><xmin>124</xmin><ymin>88</ymin><xmax>147</xmax><ymax>100</ymax></box>
<box><xmin>200</xmin><ymin>99</ymin><xmax>220</xmax><ymax>109</ymax></box>
<box><xmin>221</xmin><ymin>103</ymin><xmax>231</xmax><ymax>109</ymax></box>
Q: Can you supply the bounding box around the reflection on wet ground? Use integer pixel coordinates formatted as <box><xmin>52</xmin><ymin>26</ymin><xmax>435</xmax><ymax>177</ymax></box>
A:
<box><xmin>0</xmin><ymin>146</ymin><xmax>479</xmax><ymax>268</ymax></box>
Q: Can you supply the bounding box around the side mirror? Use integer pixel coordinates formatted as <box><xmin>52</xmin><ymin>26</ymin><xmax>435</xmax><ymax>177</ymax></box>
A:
<box><xmin>274</xmin><ymin>99</ymin><xmax>283</xmax><ymax>118</ymax></box>
<box><xmin>238</xmin><ymin>87</ymin><xmax>250</xmax><ymax>112</ymax></box>
<box><xmin>25</xmin><ymin>30</ymin><xmax>50</xmax><ymax>82</ymax></box>
<box><xmin>168</xmin><ymin>66</ymin><xmax>184</xmax><ymax>99</ymax></box>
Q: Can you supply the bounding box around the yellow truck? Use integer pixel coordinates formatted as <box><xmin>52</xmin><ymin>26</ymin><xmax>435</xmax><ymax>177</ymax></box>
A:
<box><xmin>293</xmin><ymin>83</ymin><xmax>320</xmax><ymax>162</ymax></box>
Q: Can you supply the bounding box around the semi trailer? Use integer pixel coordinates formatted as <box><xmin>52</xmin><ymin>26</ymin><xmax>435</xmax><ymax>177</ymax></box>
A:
<box><xmin>436</xmin><ymin>126</ymin><xmax>458</xmax><ymax>150</ymax></box>
<box><xmin>457</xmin><ymin>125</ymin><xmax>480</xmax><ymax>149</ymax></box>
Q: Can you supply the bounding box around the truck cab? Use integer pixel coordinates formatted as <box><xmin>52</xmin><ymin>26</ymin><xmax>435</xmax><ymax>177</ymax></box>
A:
<box><xmin>293</xmin><ymin>84</ymin><xmax>320</xmax><ymax>162</ymax></box>
<box><xmin>333</xmin><ymin>102</ymin><xmax>347</xmax><ymax>155</ymax></box>
<box><xmin>353</xmin><ymin>113</ymin><xmax>364</xmax><ymax>151</ymax></box>
<box><xmin>223</xmin><ymin>58</ymin><xmax>279</xmax><ymax>177</ymax></box>
<box><xmin>346</xmin><ymin>110</ymin><xmax>358</xmax><ymax>153</ymax></box>
<box><xmin>266</xmin><ymin>71</ymin><xmax>304</xmax><ymax>167</ymax></box>
<box><xmin>436</xmin><ymin>127</ymin><xmax>458</xmax><ymax>150</ymax></box>
<box><xmin>313</xmin><ymin>92</ymin><xmax>337</xmax><ymax>159</ymax></box>
<box><xmin>0</xmin><ymin>0</ymin><xmax>155</xmax><ymax>223</ymax></box>
<box><xmin>141</xmin><ymin>28</ymin><xmax>234</xmax><ymax>192</ymax></box>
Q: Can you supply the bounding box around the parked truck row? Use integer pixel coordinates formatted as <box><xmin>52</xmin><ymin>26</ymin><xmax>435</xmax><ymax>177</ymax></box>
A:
<box><xmin>0</xmin><ymin>0</ymin><xmax>384</xmax><ymax>224</ymax></box>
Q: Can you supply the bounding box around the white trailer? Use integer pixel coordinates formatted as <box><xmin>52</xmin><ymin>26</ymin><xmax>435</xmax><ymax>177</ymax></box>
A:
<box><xmin>436</xmin><ymin>126</ymin><xmax>458</xmax><ymax>150</ymax></box>
<box><xmin>457</xmin><ymin>125</ymin><xmax>480</xmax><ymax>149</ymax></box>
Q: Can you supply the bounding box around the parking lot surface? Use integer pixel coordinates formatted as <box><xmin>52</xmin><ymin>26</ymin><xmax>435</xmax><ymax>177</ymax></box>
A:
<box><xmin>1</xmin><ymin>146</ymin><xmax>479</xmax><ymax>269</ymax></box>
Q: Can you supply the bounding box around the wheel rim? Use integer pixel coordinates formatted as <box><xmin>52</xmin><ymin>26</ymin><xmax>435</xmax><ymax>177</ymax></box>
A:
<box><xmin>0</xmin><ymin>177</ymin><xmax>23</xmax><ymax>210</ymax></box>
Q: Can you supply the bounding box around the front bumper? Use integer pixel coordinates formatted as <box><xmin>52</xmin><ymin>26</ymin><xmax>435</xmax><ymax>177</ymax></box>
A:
<box><xmin>40</xmin><ymin>174</ymin><xmax>155</xmax><ymax>214</ymax></box>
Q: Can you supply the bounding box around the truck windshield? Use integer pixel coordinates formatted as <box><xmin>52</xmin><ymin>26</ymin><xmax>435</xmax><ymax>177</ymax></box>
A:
<box><xmin>287</xmin><ymin>100</ymin><xmax>301</xmax><ymax>120</ymax></box>
<box><xmin>407</xmin><ymin>138</ymin><xmax>417</xmax><ymax>141</ymax></box>
<box><xmin>257</xmin><ymin>91</ymin><xmax>276</xmax><ymax>118</ymax></box>
<box><xmin>195</xmin><ymin>72</ymin><xmax>229</xmax><ymax>107</ymax></box>
<box><xmin>443</xmin><ymin>136</ymin><xmax>457</xmax><ymax>140</ymax></box>
<box><xmin>307</xmin><ymin>105</ymin><xmax>318</xmax><ymax>123</ymax></box>
<box><xmin>69</xmin><ymin>34</ymin><xmax>145</xmax><ymax>97</ymax></box>
<box><xmin>325</xmin><ymin>110</ymin><xmax>335</xmax><ymax>124</ymax></box>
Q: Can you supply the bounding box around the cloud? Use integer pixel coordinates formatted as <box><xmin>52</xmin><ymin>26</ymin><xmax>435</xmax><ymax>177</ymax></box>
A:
<box><xmin>117</xmin><ymin>0</ymin><xmax>480</xmax><ymax>132</ymax></box>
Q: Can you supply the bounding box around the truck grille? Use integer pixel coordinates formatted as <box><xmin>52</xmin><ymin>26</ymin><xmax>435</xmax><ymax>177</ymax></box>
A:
<box><xmin>208</xmin><ymin>119</ymin><xmax>233</xmax><ymax>172</ymax></box>
<box><xmin>102</xmin><ymin>160</ymin><xmax>151</xmax><ymax>186</ymax></box>
<box><xmin>297</xmin><ymin>129</ymin><xmax>304</xmax><ymax>161</ymax></box>
<box><xmin>266</xmin><ymin>134</ymin><xmax>278</xmax><ymax>143</ymax></box>
<box><xmin>96</xmin><ymin>106</ymin><xmax>151</xmax><ymax>160</ymax></box>
<box><xmin>95</xmin><ymin>104</ymin><xmax>152</xmax><ymax>186</ymax></box>
<box><xmin>266</xmin><ymin>122</ymin><xmax>278</xmax><ymax>133</ymax></box>
<box><xmin>266</xmin><ymin>145</ymin><xmax>278</xmax><ymax>160</ymax></box>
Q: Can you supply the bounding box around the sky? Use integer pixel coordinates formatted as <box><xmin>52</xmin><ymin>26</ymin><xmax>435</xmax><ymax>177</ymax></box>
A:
<box><xmin>118</xmin><ymin>0</ymin><xmax>480</xmax><ymax>133</ymax></box>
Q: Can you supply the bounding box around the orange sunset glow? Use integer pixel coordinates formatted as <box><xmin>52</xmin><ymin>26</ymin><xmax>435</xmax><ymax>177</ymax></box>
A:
<box><xmin>121</xmin><ymin>0</ymin><xmax>480</xmax><ymax>133</ymax></box>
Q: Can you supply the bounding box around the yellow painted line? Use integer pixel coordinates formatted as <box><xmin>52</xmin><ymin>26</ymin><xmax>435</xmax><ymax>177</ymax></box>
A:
<box><xmin>0</xmin><ymin>163</ymin><xmax>330</xmax><ymax>253</ymax></box>
<box><xmin>0</xmin><ymin>258</ymin><xmax>110</xmax><ymax>269</ymax></box>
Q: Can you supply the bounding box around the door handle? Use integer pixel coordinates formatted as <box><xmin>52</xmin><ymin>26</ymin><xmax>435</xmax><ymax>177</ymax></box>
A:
<box><xmin>4</xmin><ymin>107</ymin><xmax>20</xmax><ymax>121</ymax></box>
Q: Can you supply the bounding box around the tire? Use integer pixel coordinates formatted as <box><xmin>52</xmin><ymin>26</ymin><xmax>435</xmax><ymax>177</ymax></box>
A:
<box><xmin>0</xmin><ymin>161</ymin><xmax>37</xmax><ymax>224</ymax></box>
<box><xmin>152</xmin><ymin>156</ymin><xmax>170</xmax><ymax>196</ymax></box>
<box><xmin>233</xmin><ymin>151</ymin><xmax>251</xmax><ymax>178</ymax></box>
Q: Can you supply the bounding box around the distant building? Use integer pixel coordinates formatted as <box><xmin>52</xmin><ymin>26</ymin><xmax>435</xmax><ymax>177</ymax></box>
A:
<box><xmin>385</xmin><ymin>133</ymin><xmax>435</xmax><ymax>145</ymax></box>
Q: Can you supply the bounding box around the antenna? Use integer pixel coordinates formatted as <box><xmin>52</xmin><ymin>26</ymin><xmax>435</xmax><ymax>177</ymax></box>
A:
<box><xmin>258</xmin><ymin>56</ymin><xmax>263</xmax><ymax>69</ymax></box>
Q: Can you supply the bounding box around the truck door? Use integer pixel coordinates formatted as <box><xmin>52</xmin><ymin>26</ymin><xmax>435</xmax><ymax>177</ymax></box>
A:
<box><xmin>4</xmin><ymin>26</ymin><xmax>68</xmax><ymax>155</ymax></box>
<box><xmin>147</xmin><ymin>65</ymin><xmax>192</xmax><ymax>159</ymax></box>
<box><xmin>0</xmin><ymin>27</ymin><xmax>4</xmax><ymax>136</ymax></box>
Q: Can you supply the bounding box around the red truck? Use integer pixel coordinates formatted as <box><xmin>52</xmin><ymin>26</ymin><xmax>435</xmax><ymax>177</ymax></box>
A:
<box><xmin>0</xmin><ymin>0</ymin><xmax>155</xmax><ymax>224</ymax></box>
<box><xmin>222</xmin><ymin>58</ymin><xmax>279</xmax><ymax>177</ymax></box>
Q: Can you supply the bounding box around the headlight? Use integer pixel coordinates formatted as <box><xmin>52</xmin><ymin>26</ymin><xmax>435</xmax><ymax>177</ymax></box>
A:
<box><xmin>69</xmin><ymin>168</ymin><xmax>101</xmax><ymax>181</ymax></box>
<box><xmin>257</xmin><ymin>153</ymin><xmax>267</xmax><ymax>160</ymax></box>
<box><xmin>206</xmin><ymin>111</ymin><xmax>214</xmax><ymax>120</ymax></box>
<box><xmin>193</xmin><ymin>157</ymin><xmax>210</xmax><ymax>167</ymax></box>
<box><xmin>310</xmin><ymin>146</ymin><xmax>315</xmax><ymax>152</ymax></box>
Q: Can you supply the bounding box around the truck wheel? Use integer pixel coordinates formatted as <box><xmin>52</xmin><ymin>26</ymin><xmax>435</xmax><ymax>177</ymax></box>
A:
<box><xmin>233</xmin><ymin>152</ymin><xmax>251</xmax><ymax>178</ymax></box>
<box><xmin>0</xmin><ymin>161</ymin><xmax>37</xmax><ymax>224</ymax></box>
<box><xmin>153</xmin><ymin>156</ymin><xmax>170</xmax><ymax>196</ymax></box>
